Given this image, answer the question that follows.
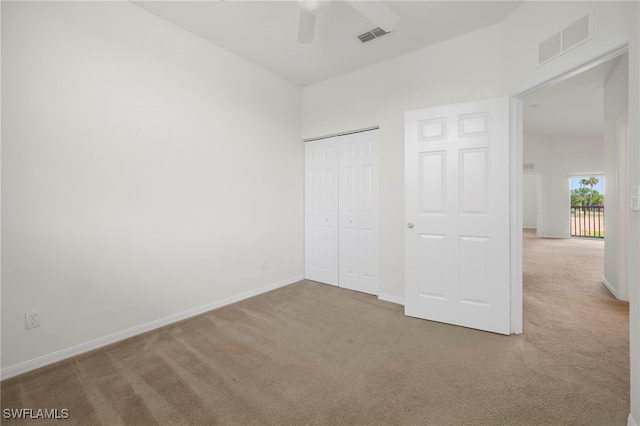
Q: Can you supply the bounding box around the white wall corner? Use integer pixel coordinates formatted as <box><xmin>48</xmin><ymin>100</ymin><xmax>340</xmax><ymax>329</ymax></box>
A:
<box><xmin>602</xmin><ymin>278</ymin><xmax>619</xmax><ymax>299</ymax></box>
<box><xmin>378</xmin><ymin>293</ymin><xmax>404</xmax><ymax>306</ymax></box>
<box><xmin>0</xmin><ymin>275</ymin><xmax>303</xmax><ymax>381</ymax></box>
<box><xmin>629</xmin><ymin>413</ymin><xmax>638</xmax><ymax>426</ymax></box>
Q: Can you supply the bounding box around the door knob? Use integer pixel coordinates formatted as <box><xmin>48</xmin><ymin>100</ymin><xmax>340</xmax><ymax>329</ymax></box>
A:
<box><xmin>407</xmin><ymin>223</ymin><xmax>414</xmax><ymax>229</ymax></box>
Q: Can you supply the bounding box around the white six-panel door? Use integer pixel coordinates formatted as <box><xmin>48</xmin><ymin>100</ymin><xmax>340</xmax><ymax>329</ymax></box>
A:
<box><xmin>405</xmin><ymin>98</ymin><xmax>511</xmax><ymax>335</ymax></box>
<box><xmin>339</xmin><ymin>131</ymin><xmax>379</xmax><ymax>295</ymax></box>
<box><xmin>305</xmin><ymin>137</ymin><xmax>339</xmax><ymax>286</ymax></box>
<box><xmin>304</xmin><ymin>130</ymin><xmax>379</xmax><ymax>295</ymax></box>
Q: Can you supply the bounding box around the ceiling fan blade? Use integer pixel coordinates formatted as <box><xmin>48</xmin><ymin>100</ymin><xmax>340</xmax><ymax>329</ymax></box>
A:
<box><xmin>345</xmin><ymin>0</ymin><xmax>399</xmax><ymax>32</ymax></box>
<box><xmin>298</xmin><ymin>11</ymin><xmax>316</xmax><ymax>43</ymax></box>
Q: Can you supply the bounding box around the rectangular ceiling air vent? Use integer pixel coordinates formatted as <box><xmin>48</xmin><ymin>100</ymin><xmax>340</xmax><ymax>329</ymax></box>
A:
<box><xmin>538</xmin><ymin>11</ymin><xmax>593</xmax><ymax>66</ymax></box>
<box><xmin>371</xmin><ymin>27</ymin><xmax>389</xmax><ymax>38</ymax></box>
<box><xmin>358</xmin><ymin>27</ymin><xmax>390</xmax><ymax>43</ymax></box>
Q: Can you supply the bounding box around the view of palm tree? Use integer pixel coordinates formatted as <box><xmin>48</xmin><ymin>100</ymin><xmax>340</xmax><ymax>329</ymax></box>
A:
<box><xmin>572</xmin><ymin>177</ymin><xmax>604</xmax><ymax>206</ymax></box>
<box><xmin>571</xmin><ymin>177</ymin><xmax>605</xmax><ymax>238</ymax></box>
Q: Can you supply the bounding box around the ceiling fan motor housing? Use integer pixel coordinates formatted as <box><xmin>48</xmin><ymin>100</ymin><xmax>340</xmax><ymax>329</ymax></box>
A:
<box><xmin>298</xmin><ymin>0</ymin><xmax>328</xmax><ymax>16</ymax></box>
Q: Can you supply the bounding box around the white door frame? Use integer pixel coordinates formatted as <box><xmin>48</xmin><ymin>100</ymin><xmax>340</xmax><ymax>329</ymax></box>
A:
<box><xmin>618</xmin><ymin>114</ymin><xmax>629</xmax><ymax>301</ymax></box>
<box><xmin>508</xmin><ymin>37</ymin><xmax>629</xmax><ymax>334</ymax></box>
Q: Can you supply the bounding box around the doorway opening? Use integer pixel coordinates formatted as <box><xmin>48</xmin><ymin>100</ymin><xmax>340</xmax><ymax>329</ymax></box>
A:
<box><xmin>516</xmin><ymin>51</ymin><xmax>630</xmax><ymax>421</ymax></box>
<box><xmin>514</xmin><ymin>50</ymin><xmax>630</xmax><ymax>330</ymax></box>
<box><xmin>517</xmin><ymin>52</ymin><xmax>628</xmax><ymax>305</ymax></box>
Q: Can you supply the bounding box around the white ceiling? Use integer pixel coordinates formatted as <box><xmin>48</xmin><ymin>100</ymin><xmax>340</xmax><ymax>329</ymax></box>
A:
<box><xmin>523</xmin><ymin>56</ymin><xmax>622</xmax><ymax>138</ymax></box>
<box><xmin>133</xmin><ymin>0</ymin><xmax>523</xmax><ymax>87</ymax></box>
<box><xmin>132</xmin><ymin>0</ymin><xmax>620</xmax><ymax>138</ymax></box>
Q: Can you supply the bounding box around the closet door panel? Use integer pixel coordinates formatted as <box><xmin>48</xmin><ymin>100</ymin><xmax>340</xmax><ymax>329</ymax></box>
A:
<box><xmin>339</xmin><ymin>130</ymin><xmax>379</xmax><ymax>295</ymax></box>
<box><xmin>304</xmin><ymin>137</ymin><xmax>339</xmax><ymax>285</ymax></box>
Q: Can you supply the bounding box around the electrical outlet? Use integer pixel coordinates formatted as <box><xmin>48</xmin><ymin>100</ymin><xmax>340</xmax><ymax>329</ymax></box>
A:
<box><xmin>261</xmin><ymin>260</ymin><xmax>267</xmax><ymax>270</ymax></box>
<box><xmin>25</xmin><ymin>310</ymin><xmax>41</xmax><ymax>330</ymax></box>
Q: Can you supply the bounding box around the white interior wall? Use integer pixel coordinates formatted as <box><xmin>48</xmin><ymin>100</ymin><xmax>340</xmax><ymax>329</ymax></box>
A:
<box><xmin>522</xmin><ymin>173</ymin><xmax>539</xmax><ymax>229</ymax></box>
<box><xmin>523</xmin><ymin>133</ymin><xmax>604</xmax><ymax>238</ymax></box>
<box><xmin>1</xmin><ymin>2</ymin><xmax>303</xmax><ymax>370</ymax></box>
<box><xmin>603</xmin><ymin>55</ymin><xmax>629</xmax><ymax>300</ymax></box>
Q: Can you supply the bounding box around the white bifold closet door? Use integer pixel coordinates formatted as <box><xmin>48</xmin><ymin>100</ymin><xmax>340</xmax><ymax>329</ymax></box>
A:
<box><xmin>338</xmin><ymin>131</ymin><xmax>379</xmax><ymax>295</ymax></box>
<box><xmin>304</xmin><ymin>136</ymin><xmax>340</xmax><ymax>286</ymax></box>
<box><xmin>304</xmin><ymin>130</ymin><xmax>379</xmax><ymax>295</ymax></box>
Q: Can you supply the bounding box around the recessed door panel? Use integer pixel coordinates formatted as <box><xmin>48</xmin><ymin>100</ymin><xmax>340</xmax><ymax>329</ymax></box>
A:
<box><xmin>345</xmin><ymin>166</ymin><xmax>356</xmax><ymax>213</ymax></box>
<box><xmin>459</xmin><ymin>236</ymin><xmax>489</xmax><ymax>305</ymax></box>
<box><xmin>345</xmin><ymin>227</ymin><xmax>357</xmax><ymax>276</ymax></box>
<box><xmin>361</xmin><ymin>228</ymin><xmax>374</xmax><ymax>279</ymax></box>
<box><xmin>418</xmin><ymin>234</ymin><xmax>446</xmax><ymax>299</ymax></box>
<box><xmin>459</xmin><ymin>148</ymin><xmax>488</xmax><ymax>214</ymax></box>
<box><xmin>420</xmin><ymin>118</ymin><xmax>447</xmax><ymax>141</ymax></box>
<box><xmin>308</xmin><ymin>225</ymin><xmax>319</xmax><ymax>268</ymax></box>
<box><xmin>323</xmin><ymin>169</ymin><xmax>334</xmax><ymax>212</ymax></box>
<box><xmin>362</xmin><ymin>165</ymin><xmax>373</xmax><ymax>214</ymax></box>
<box><xmin>459</xmin><ymin>113</ymin><xmax>489</xmax><ymax>138</ymax></box>
<box><xmin>419</xmin><ymin>151</ymin><xmax>446</xmax><ymax>214</ymax></box>
<box><xmin>362</xmin><ymin>139</ymin><xmax>372</xmax><ymax>157</ymax></box>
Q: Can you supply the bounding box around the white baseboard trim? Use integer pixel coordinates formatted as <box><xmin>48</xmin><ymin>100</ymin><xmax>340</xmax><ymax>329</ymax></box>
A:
<box><xmin>540</xmin><ymin>234</ymin><xmax>570</xmax><ymax>239</ymax></box>
<box><xmin>378</xmin><ymin>293</ymin><xmax>404</xmax><ymax>306</ymax></box>
<box><xmin>0</xmin><ymin>275</ymin><xmax>303</xmax><ymax>381</ymax></box>
<box><xmin>523</xmin><ymin>226</ymin><xmax>537</xmax><ymax>229</ymax></box>
<box><xmin>602</xmin><ymin>278</ymin><xmax>619</xmax><ymax>299</ymax></box>
<box><xmin>629</xmin><ymin>413</ymin><xmax>638</xmax><ymax>426</ymax></box>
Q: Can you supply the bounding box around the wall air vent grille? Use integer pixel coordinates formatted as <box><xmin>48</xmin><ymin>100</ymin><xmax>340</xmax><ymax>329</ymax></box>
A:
<box><xmin>562</xmin><ymin>15</ymin><xmax>590</xmax><ymax>51</ymax></box>
<box><xmin>538</xmin><ymin>12</ymin><xmax>593</xmax><ymax>66</ymax></box>
<box><xmin>539</xmin><ymin>32</ymin><xmax>562</xmax><ymax>65</ymax></box>
<box><xmin>358</xmin><ymin>27</ymin><xmax>390</xmax><ymax>43</ymax></box>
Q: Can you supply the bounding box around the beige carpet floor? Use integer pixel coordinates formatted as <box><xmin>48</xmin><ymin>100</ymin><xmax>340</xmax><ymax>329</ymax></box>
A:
<box><xmin>1</xmin><ymin>230</ymin><xmax>630</xmax><ymax>425</ymax></box>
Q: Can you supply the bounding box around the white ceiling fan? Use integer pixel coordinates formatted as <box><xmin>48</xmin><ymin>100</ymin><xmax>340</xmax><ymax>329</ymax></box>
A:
<box><xmin>297</xmin><ymin>0</ymin><xmax>400</xmax><ymax>44</ymax></box>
